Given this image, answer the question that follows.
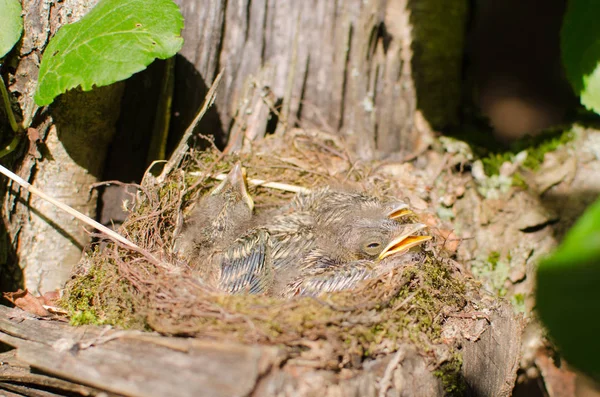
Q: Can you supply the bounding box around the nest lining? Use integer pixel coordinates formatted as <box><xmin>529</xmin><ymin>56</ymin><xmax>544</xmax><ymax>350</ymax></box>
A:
<box><xmin>62</xmin><ymin>129</ymin><xmax>483</xmax><ymax>381</ymax></box>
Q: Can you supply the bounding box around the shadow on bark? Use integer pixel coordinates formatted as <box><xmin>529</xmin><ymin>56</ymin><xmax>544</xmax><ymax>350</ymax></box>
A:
<box><xmin>168</xmin><ymin>54</ymin><xmax>226</xmax><ymax>152</ymax></box>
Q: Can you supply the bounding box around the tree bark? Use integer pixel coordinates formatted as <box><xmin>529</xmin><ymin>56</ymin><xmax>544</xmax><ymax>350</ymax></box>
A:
<box><xmin>173</xmin><ymin>0</ymin><xmax>467</xmax><ymax>159</ymax></box>
<box><xmin>1</xmin><ymin>0</ymin><xmax>124</xmax><ymax>294</ymax></box>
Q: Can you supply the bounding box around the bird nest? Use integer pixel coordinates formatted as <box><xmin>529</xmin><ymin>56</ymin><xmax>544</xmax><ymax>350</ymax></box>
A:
<box><xmin>61</xmin><ymin>129</ymin><xmax>490</xmax><ymax>388</ymax></box>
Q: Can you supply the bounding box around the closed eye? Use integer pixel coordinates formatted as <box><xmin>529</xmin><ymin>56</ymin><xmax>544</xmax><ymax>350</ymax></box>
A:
<box><xmin>367</xmin><ymin>242</ymin><xmax>380</xmax><ymax>248</ymax></box>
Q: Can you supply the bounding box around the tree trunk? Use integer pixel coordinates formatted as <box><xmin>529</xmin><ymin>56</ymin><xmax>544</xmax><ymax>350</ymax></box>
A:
<box><xmin>172</xmin><ymin>0</ymin><xmax>467</xmax><ymax>159</ymax></box>
<box><xmin>1</xmin><ymin>0</ymin><xmax>124</xmax><ymax>294</ymax></box>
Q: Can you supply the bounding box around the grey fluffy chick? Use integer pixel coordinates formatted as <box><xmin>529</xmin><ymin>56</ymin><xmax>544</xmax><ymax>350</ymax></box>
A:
<box><xmin>179</xmin><ymin>163</ymin><xmax>272</xmax><ymax>294</ymax></box>
<box><xmin>255</xmin><ymin>188</ymin><xmax>430</xmax><ymax>297</ymax></box>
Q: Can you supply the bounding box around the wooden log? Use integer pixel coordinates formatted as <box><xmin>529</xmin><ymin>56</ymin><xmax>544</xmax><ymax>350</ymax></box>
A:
<box><xmin>0</xmin><ymin>296</ymin><xmax>521</xmax><ymax>397</ymax></box>
<box><xmin>0</xmin><ymin>306</ymin><xmax>281</xmax><ymax>397</ymax></box>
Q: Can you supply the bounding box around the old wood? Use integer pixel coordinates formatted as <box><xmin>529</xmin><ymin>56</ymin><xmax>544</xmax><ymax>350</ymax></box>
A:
<box><xmin>0</xmin><ymin>350</ymin><xmax>108</xmax><ymax>397</ymax></box>
<box><xmin>0</xmin><ymin>295</ymin><xmax>522</xmax><ymax>397</ymax></box>
<box><xmin>0</xmin><ymin>306</ymin><xmax>282</xmax><ymax>397</ymax></box>
<box><xmin>462</xmin><ymin>303</ymin><xmax>523</xmax><ymax>396</ymax></box>
<box><xmin>173</xmin><ymin>0</ymin><xmax>467</xmax><ymax>159</ymax></box>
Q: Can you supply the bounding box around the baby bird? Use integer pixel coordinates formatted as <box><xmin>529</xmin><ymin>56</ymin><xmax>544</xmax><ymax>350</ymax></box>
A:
<box><xmin>256</xmin><ymin>188</ymin><xmax>431</xmax><ymax>297</ymax></box>
<box><xmin>282</xmin><ymin>220</ymin><xmax>429</xmax><ymax>296</ymax></box>
<box><xmin>285</xmin><ymin>187</ymin><xmax>414</xmax><ymax>222</ymax></box>
<box><xmin>179</xmin><ymin>163</ymin><xmax>272</xmax><ymax>294</ymax></box>
<box><xmin>181</xmin><ymin>176</ymin><xmax>430</xmax><ymax>297</ymax></box>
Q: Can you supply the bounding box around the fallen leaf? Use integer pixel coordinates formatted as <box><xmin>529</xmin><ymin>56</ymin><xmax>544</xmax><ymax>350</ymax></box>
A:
<box><xmin>534</xmin><ymin>152</ymin><xmax>577</xmax><ymax>194</ymax></box>
<box><xmin>515</xmin><ymin>207</ymin><xmax>558</xmax><ymax>231</ymax></box>
<box><xmin>39</xmin><ymin>290</ymin><xmax>61</xmax><ymax>306</ymax></box>
<box><xmin>418</xmin><ymin>212</ymin><xmax>438</xmax><ymax>228</ymax></box>
<box><xmin>3</xmin><ymin>289</ymin><xmax>51</xmax><ymax>317</ymax></box>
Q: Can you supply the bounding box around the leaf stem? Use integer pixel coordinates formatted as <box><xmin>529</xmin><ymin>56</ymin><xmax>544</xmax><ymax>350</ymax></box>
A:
<box><xmin>0</xmin><ymin>74</ymin><xmax>20</xmax><ymax>133</ymax></box>
<box><xmin>0</xmin><ymin>133</ymin><xmax>20</xmax><ymax>158</ymax></box>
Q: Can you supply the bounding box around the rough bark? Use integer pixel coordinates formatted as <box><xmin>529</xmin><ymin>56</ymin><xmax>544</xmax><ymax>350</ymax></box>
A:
<box><xmin>173</xmin><ymin>0</ymin><xmax>467</xmax><ymax>159</ymax></box>
<box><xmin>1</xmin><ymin>0</ymin><xmax>124</xmax><ymax>294</ymax></box>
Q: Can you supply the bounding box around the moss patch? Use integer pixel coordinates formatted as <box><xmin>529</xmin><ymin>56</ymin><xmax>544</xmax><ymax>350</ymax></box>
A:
<box><xmin>481</xmin><ymin>128</ymin><xmax>575</xmax><ymax>176</ymax></box>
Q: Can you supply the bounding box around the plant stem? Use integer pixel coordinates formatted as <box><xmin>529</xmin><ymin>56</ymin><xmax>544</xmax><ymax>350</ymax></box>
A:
<box><xmin>0</xmin><ymin>133</ymin><xmax>20</xmax><ymax>158</ymax></box>
<box><xmin>0</xmin><ymin>74</ymin><xmax>19</xmax><ymax>133</ymax></box>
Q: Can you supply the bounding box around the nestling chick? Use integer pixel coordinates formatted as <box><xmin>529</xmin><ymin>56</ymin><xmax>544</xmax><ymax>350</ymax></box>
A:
<box><xmin>179</xmin><ymin>163</ymin><xmax>272</xmax><ymax>294</ymax></box>
<box><xmin>284</xmin><ymin>187</ymin><xmax>414</xmax><ymax>222</ymax></box>
<box><xmin>272</xmin><ymin>213</ymin><xmax>430</xmax><ymax>297</ymax></box>
<box><xmin>255</xmin><ymin>188</ymin><xmax>431</xmax><ymax>297</ymax></box>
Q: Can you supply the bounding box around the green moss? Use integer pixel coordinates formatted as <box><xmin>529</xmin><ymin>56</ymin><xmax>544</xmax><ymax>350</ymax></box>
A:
<box><xmin>59</xmin><ymin>249</ymin><xmax>147</xmax><ymax>329</ymax></box>
<box><xmin>479</xmin><ymin>128</ymin><xmax>575</xmax><ymax>177</ymax></box>
<box><xmin>481</xmin><ymin>153</ymin><xmax>514</xmax><ymax>176</ymax></box>
<box><xmin>518</xmin><ymin>129</ymin><xmax>575</xmax><ymax>170</ymax></box>
<box><xmin>70</xmin><ymin>310</ymin><xmax>99</xmax><ymax>326</ymax></box>
<box><xmin>488</xmin><ymin>251</ymin><xmax>501</xmax><ymax>271</ymax></box>
<box><xmin>511</xmin><ymin>172</ymin><xmax>529</xmax><ymax>189</ymax></box>
<box><xmin>470</xmin><ymin>252</ymin><xmax>511</xmax><ymax>298</ymax></box>
<box><xmin>409</xmin><ymin>0</ymin><xmax>469</xmax><ymax>129</ymax></box>
<box><xmin>512</xmin><ymin>293</ymin><xmax>526</xmax><ymax>313</ymax></box>
<box><xmin>434</xmin><ymin>355</ymin><xmax>466</xmax><ymax>395</ymax></box>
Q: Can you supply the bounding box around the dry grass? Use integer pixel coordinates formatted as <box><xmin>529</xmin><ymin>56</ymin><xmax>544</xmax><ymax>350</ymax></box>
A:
<box><xmin>62</xmin><ymin>129</ymin><xmax>482</xmax><ymax>375</ymax></box>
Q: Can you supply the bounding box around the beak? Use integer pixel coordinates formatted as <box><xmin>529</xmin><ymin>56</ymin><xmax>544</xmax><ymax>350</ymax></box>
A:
<box><xmin>378</xmin><ymin>223</ymin><xmax>432</xmax><ymax>260</ymax></box>
<box><xmin>386</xmin><ymin>203</ymin><xmax>413</xmax><ymax>220</ymax></box>
<box><xmin>211</xmin><ymin>163</ymin><xmax>255</xmax><ymax>211</ymax></box>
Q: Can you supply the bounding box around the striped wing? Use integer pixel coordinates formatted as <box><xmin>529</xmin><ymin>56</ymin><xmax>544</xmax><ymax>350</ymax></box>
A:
<box><xmin>218</xmin><ymin>229</ymin><xmax>273</xmax><ymax>295</ymax></box>
<box><xmin>283</xmin><ymin>252</ymin><xmax>375</xmax><ymax>297</ymax></box>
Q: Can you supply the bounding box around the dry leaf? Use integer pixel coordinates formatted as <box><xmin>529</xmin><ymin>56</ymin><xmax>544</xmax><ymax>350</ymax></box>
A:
<box><xmin>40</xmin><ymin>290</ymin><xmax>61</xmax><ymax>306</ymax></box>
<box><xmin>3</xmin><ymin>289</ymin><xmax>51</xmax><ymax>317</ymax></box>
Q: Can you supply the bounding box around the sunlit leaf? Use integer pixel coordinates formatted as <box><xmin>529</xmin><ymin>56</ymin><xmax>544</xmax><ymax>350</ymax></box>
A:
<box><xmin>0</xmin><ymin>0</ymin><xmax>23</xmax><ymax>58</ymax></box>
<box><xmin>561</xmin><ymin>0</ymin><xmax>600</xmax><ymax>114</ymax></box>
<box><xmin>35</xmin><ymin>0</ymin><xmax>184</xmax><ymax>106</ymax></box>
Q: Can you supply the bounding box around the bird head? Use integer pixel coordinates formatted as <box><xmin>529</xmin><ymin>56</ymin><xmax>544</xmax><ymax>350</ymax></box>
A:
<box><xmin>176</xmin><ymin>163</ymin><xmax>255</xmax><ymax>260</ymax></box>
<box><xmin>383</xmin><ymin>202</ymin><xmax>414</xmax><ymax>220</ymax></box>
<box><xmin>193</xmin><ymin>163</ymin><xmax>254</xmax><ymax>242</ymax></box>
<box><xmin>303</xmin><ymin>189</ymin><xmax>414</xmax><ymax>225</ymax></box>
<box><xmin>335</xmin><ymin>217</ymin><xmax>431</xmax><ymax>261</ymax></box>
<box><xmin>211</xmin><ymin>162</ymin><xmax>254</xmax><ymax>211</ymax></box>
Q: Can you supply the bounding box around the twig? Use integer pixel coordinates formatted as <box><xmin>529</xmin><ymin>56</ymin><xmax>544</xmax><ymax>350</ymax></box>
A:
<box><xmin>188</xmin><ymin>171</ymin><xmax>311</xmax><ymax>194</ymax></box>
<box><xmin>378</xmin><ymin>348</ymin><xmax>406</xmax><ymax>397</ymax></box>
<box><xmin>158</xmin><ymin>69</ymin><xmax>224</xmax><ymax>183</ymax></box>
<box><xmin>393</xmin><ymin>291</ymin><xmax>418</xmax><ymax>311</ymax></box>
<box><xmin>86</xmin><ymin>232</ymin><xmax>162</xmax><ymax>267</ymax></box>
<box><xmin>215</xmin><ymin>173</ymin><xmax>310</xmax><ymax>194</ymax></box>
<box><xmin>0</xmin><ymin>164</ymin><xmax>142</xmax><ymax>252</ymax></box>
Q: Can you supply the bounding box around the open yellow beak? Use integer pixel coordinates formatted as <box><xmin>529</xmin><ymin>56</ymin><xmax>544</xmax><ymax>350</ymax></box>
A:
<box><xmin>378</xmin><ymin>223</ymin><xmax>432</xmax><ymax>260</ymax></box>
<box><xmin>386</xmin><ymin>203</ymin><xmax>413</xmax><ymax>220</ymax></box>
<box><xmin>211</xmin><ymin>162</ymin><xmax>255</xmax><ymax>211</ymax></box>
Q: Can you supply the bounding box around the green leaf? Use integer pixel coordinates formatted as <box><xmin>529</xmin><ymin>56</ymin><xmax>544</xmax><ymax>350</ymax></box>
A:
<box><xmin>561</xmin><ymin>0</ymin><xmax>600</xmax><ymax>114</ymax></box>
<box><xmin>536</xmin><ymin>197</ymin><xmax>600</xmax><ymax>381</ymax></box>
<box><xmin>0</xmin><ymin>0</ymin><xmax>23</xmax><ymax>59</ymax></box>
<box><xmin>35</xmin><ymin>0</ymin><xmax>184</xmax><ymax>106</ymax></box>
